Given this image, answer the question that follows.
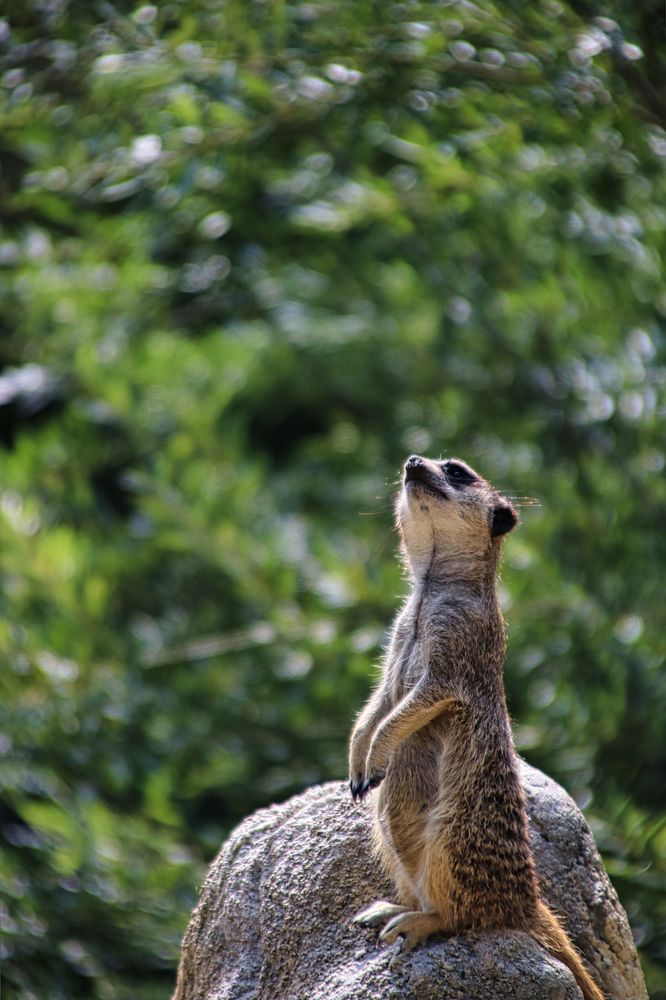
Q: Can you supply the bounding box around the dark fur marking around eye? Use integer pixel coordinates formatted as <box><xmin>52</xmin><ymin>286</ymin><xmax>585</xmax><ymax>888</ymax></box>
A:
<box><xmin>443</xmin><ymin>462</ymin><xmax>477</xmax><ymax>488</ymax></box>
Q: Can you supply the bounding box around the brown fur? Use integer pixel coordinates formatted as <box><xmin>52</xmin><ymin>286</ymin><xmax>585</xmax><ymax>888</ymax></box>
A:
<box><xmin>349</xmin><ymin>455</ymin><xmax>604</xmax><ymax>1000</ymax></box>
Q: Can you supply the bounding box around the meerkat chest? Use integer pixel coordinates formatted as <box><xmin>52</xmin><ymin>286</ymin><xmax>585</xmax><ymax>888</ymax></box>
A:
<box><xmin>387</xmin><ymin>629</ymin><xmax>427</xmax><ymax>702</ymax></box>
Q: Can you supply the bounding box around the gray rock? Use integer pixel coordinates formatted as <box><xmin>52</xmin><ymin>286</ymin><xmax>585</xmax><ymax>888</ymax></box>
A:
<box><xmin>173</xmin><ymin>762</ymin><xmax>647</xmax><ymax>1000</ymax></box>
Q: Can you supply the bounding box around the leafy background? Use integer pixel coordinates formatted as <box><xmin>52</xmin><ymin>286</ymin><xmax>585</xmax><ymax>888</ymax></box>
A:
<box><xmin>0</xmin><ymin>1</ymin><xmax>664</xmax><ymax>997</ymax></box>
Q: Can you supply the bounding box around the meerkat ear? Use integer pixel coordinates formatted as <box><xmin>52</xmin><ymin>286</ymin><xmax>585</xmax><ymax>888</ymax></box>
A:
<box><xmin>491</xmin><ymin>503</ymin><xmax>518</xmax><ymax>537</ymax></box>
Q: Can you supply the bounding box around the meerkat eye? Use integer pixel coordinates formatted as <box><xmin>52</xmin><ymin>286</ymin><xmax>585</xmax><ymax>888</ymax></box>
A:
<box><xmin>445</xmin><ymin>462</ymin><xmax>475</xmax><ymax>486</ymax></box>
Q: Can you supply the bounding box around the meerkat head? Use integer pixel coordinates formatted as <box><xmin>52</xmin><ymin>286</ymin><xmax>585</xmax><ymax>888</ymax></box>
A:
<box><xmin>395</xmin><ymin>455</ymin><xmax>518</xmax><ymax>578</ymax></box>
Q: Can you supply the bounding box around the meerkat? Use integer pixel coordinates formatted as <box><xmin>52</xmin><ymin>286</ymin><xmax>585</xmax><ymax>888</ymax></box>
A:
<box><xmin>348</xmin><ymin>454</ymin><xmax>604</xmax><ymax>1000</ymax></box>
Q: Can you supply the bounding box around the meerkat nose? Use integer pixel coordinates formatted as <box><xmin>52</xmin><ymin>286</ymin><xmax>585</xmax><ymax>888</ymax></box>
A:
<box><xmin>405</xmin><ymin>455</ymin><xmax>423</xmax><ymax>469</ymax></box>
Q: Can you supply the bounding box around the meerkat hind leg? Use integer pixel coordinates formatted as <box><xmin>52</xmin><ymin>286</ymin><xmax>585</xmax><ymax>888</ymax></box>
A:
<box><xmin>380</xmin><ymin>909</ymin><xmax>449</xmax><ymax>953</ymax></box>
<box><xmin>353</xmin><ymin>900</ymin><xmax>409</xmax><ymax>927</ymax></box>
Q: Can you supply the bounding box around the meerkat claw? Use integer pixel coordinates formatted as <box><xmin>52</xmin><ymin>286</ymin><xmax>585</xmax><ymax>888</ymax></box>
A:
<box><xmin>353</xmin><ymin>901</ymin><xmax>408</xmax><ymax>926</ymax></box>
<box><xmin>379</xmin><ymin>913</ymin><xmax>409</xmax><ymax>945</ymax></box>
<box><xmin>353</xmin><ymin>775</ymin><xmax>380</xmax><ymax>802</ymax></box>
<box><xmin>356</xmin><ymin>769</ymin><xmax>385</xmax><ymax>801</ymax></box>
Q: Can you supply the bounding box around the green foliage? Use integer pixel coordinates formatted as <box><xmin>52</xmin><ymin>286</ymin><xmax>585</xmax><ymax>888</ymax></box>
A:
<box><xmin>1</xmin><ymin>1</ymin><xmax>665</xmax><ymax>997</ymax></box>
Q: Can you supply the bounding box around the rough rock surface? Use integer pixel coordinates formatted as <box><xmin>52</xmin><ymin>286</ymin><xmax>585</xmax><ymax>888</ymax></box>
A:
<box><xmin>173</xmin><ymin>762</ymin><xmax>647</xmax><ymax>1000</ymax></box>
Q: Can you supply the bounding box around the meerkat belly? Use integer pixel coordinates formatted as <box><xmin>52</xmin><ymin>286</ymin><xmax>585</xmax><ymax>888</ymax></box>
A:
<box><xmin>383</xmin><ymin>728</ymin><xmax>442</xmax><ymax>808</ymax></box>
<box><xmin>376</xmin><ymin>722</ymin><xmax>444</xmax><ymax>865</ymax></box>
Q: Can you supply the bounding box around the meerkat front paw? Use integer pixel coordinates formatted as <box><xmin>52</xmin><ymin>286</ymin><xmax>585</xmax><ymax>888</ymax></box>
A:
<box><xmin>364</xmin><ymin>767</ymin><xmax>386</xmax><ymax>794</ymax></box>
<box><xmin>349</xmin><ymin>737</ymin><xmax>370</xmax><ymax>801</ymax></box>
<box><xmin>350</xmin><ymin>767</ymin><xmax>385</xmax><ymax>802</ymax></box>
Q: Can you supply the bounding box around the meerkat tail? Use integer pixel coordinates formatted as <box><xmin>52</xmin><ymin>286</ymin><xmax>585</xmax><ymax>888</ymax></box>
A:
<box><xmin>530</xmin><ymin>901</ymin><xmax>605</xmax><ymax>1000</ymax></box>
